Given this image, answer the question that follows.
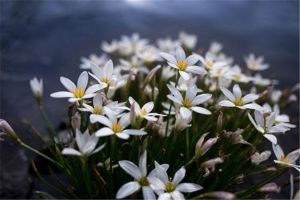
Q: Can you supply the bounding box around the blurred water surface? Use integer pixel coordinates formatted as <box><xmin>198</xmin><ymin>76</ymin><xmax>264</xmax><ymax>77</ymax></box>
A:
<box><xmin>0</xmin><ymin>0</ymin><xmax>299</xmax><ymax>198</ymax></box>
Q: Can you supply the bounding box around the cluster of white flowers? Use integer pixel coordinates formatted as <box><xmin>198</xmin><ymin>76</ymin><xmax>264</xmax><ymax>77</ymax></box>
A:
<box><xmin>23</xmin><ymin>32</ymin><xmax>299</xmax><ymax>199</ymax></box>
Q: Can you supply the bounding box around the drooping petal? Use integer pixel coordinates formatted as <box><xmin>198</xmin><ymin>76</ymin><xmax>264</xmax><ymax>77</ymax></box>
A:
<box><xmin>50</xmin><ymin>91</ymin><xmax>74</xmax><ymax>98</ymax></box>
<box><xmin>95</xmin><ymin>127</ymin><xmax>114</xmax><ymax>137</ymax></box>
<box><xmin>60</xmin><ymin>77</ymin><xmax>76</xmax><ymax>92</ymax></box>
<box><xmin>264</xmin><ymin>134</ymin><xmax>277</xmax><ymax>144</ymax></box>
<box><xmin>119</xmin><ymin>160</ymin><xmax>142</xmax><ymax>180</ymax></box>
<box><xmin>172</xmin><ymin>167</ymin><xmax>186</xmax><ymax>185</ymax></box>
<box><xmin>177</xmin><ymin>183</ymin><xmax>203</xmax><ymax>193</ymax></box>
<box><xmin>116</xmin><ymin>181</ymin><xmax>141</xmax><ymax>199</ymax></box>
<box><xmin>142</xmin><ymin>186</ymin><xmax>156</xmax><ymax>200</ymax></box>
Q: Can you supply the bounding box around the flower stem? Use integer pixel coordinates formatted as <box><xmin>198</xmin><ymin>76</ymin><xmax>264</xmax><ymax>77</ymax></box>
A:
<box><xmin>38</xmin><ymin>104</ymin><xmax>56</xmax><ymax>144</ymax></box>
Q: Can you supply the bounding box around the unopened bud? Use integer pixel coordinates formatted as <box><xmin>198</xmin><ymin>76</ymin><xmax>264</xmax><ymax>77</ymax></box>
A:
<box><xmin>0</xmin><ymin>119</ymin><xmax>18</xmax><ymax>140</ymax></box>
<box><xmin>259</xmin><ymin>182</ymin><xmax>280</xmax><ymax>193</ymax></box>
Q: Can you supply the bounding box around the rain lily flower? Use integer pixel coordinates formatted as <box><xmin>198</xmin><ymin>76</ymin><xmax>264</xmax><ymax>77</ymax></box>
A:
<box><xmin>251</xmin><ymin>151</ymin><xmax>271</xmax><ymax>165</ymax></box>
<box><xmin>0</xmin><ymin>119</ymin><xmax>17</xmax><ymax>140</ymax></box>
<box><xmin>197</xmin><ymin>52</ymin><xmax>227</xmax><ymax>71</ymax></box>
<box><xmin>157</xmin><ymin>37</ymin><xmax>179</xmax><ymax>53</ymax></box>
<box><xmin>80</xmin><ymin>54</ymin><xmax>107</xmax><ymax>69</ymax></box>
<box><xmin>175</xmin><ymin>113</ymin><xmax>192</xmax><ymax>131</ymax></box>
<box><xmin>90</xmin><ymin>112</ymin><xmax>147</xmax><ymax>140</ymax></box>
<box><xmin>245</xmin><ymin>53</ymin><xmax>269</xmax><ymax>71</ymax></box>
<box><xmin>61</xmin><ymin>129</ymin><xmax>105</xmax><ymax>157</ymax></box>
<box><xmin>251</xmin><ymin>74</ymin><xmax>275</xmax><ymax>86</ymax></box>
<box><xmin>227</xmin><ymin>65</ymin><xmax>251</xmax><ymax>83</ymax></box>
<box><xmin>272</xmin><ymin>144</ymin><xmax>300</xmax><ymax>172</ymax></box>
<box><xmin>120</xmin><ymin>56</ymin><xmax>148</xmax><ymax>75</ymax></box>
<box><xmin>50</xmin><ymin>71</ymin><xmax>105</xmax><ymax>103</ymax></box>
<box><xmin>30</xmin><ymin>77</ymin><xmax>43</xmax><ymax>100</ymax></box>
<box><xmin>161</xmin><ymin>66</ymin><xmax>176</xmax><ymax>80</ymax></box>
<box><xmin>160</xmin><ymin>46</ymin><xmax>207</xmax><ymax>80</ymax></box>
<box><xmin>208</xmin><ymin>41</ymin><xmax>223</xmax><ymax>55</ymax></box>
<box><xmin>90</xmin><ymin>60</ymin><xmax>116</xmax><ymax>87</ymax></box>
<box><xmin>179</xmin><ymin>32</ymin><xmax>197</xmax><ymax>49</ymax></box>
<box><xmin>153</xmin><ymin>166</ymin><xmax>203</xmax><ymax>200</ymax></box>
<box><xmin>102</xmin><ymin>40</ymin><xmax>119</xmax><ymax>53</ymax></box>
<box><xmin>129</xmin><ymin>97</ymin><xmax>163</xmax><ymax>122</ymax></box>
<box><xmin>116</xmin><ymin>151</ymin><xmax>157</xmax><ymax>199</ymax></box>
<box><xmin>218</xmin><ymin>84</ymin><xmax>262</xmax><ymax>110</ymax></box>
<box><xmin>248</xmin><ymin>111</ymin><xmax>289</xmax><ymax>144</ymax></box>
<box><xmin>167</xmin><ymin>84</ymin><xmax>212</xmax><ymax>119</ymax></box>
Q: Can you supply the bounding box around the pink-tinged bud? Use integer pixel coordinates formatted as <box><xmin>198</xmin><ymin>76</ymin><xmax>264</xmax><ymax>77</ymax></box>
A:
<box><xmin>0</xmin><ymin>119</ymin><xmax>17</xmax><ymax>140</ymax></box>
<box><xmin>258</xmin><ymin>182</ymin><xmax>280</xmax><ymax>193</ymax></box>
<box><xmin>130</xmin><ymin>102</ymin><xmax>137</xmax><ymax>126</ymax></box>
<box><xmin>199</xmin><ymin>191</ymin><xmax>235</xmax><ymax>199</ymax></box>
<box><xmin>195</xmin><ymin>133</ymin><xmax>218</xmax><ymax>156</ymax></box>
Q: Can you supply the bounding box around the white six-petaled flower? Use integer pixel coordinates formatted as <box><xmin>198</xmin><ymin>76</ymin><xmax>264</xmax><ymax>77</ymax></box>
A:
<box><xmin>167</xmin><ymin>84</ymin><xmax>212</xmax><ymax>119</ymax></box>
<box><xmin>160</xmin><ymin>46</ymin><xmax>206</xmax><ymax>80</ymax></box>
<box><xmin>272</xmin><ymin>144</ymin><xmax>300</xmax><ymax>172</ymax></box>
<box><xmin>90</xmin><ymin>112</ymin><xmax>147</xmax><ymax>140</ymax></box>
<box><xmin>30</xmin><ymin>77</ymin><xmax>43</xmax><ymax>99</ymax></box>
<box><xmin>219</xmin><ymin>84</ymin><xmax>261</xmax><ymax>110</ymax></box>
<box><xmin>51</xmin><ymin>71</ymin><xmax>105</xmax><ymax>103</ymax></box>
<box><xmin>61</xmin><ymin>129</ymin><xmax>105</xmax><ymax>157</ymax></box>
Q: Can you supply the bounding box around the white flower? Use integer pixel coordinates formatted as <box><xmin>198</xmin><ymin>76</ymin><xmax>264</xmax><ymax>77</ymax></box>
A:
<box><xmin>102</xmin><ymin>40</ymin><xmax>119</xmax><ymax>53</ymax></box>
<box><xmin>167</xmin><ymin>84</ymin><xmax>212</xmax><ymax>119</ymax></box>
<box><xmin>198</xmin><ymin>52</ymin><xmax>227</xmax><ymax>71</ymax></box>
<box><xmin>90</xmin><ymin>112</ymin><xmax>147</xmax><ymax>140</ymax></box>
<box><xmin>208</xmin><ymin>41</ymin><xmax>223</xmax><ymax>55</ymax></box>
<box><xmin>80</xmin><ymin>54</ymin><xmax>107</xmax><ymax>69</ymax></box>
<box><xmin>30</xmin><ymin>77</ymin><xmax>43</xmax><ymax>98</ymax></box>
<box><xmin>247</xmin><ymin>110</ymin><xmax>288</xmax><ymax>144</ymax></box>
<box><xmin>157</xmin><ymin>37</ymin><xmax>179</xmax><ymax>53</ymax></box>
<box><xmin>152</xmin><ymin>166</ymin><xmax>203</xmax><ymax>200</ymax></box>
<box><xmin>175</xmin><ymin>113</ymin><xmax>192</xmax><ymax>131</ymax></box>
<box><xmin>120</xmin><ymin>56</ymin><xmax>148</xmax><ymax>75</ymax></box>
<box><xmin>251</xmin><ymin>74</ymin><xmax>276</xmax><ymax>86</ymax></box>
<box><xmin>90</xmin><ymin>59</ymin><xmax>116</xmax><ymax>87</ymax></box>
<box><xmin>137</xmin><ymin>46</ymin><xmax>161</xmax><ymax>63</ymax></box>
<box><xmin>218</xmin><ymin>84</ymin><xmax>262</xmax><ymax>110</ymax></box>
<box><xmin>161</xmin><ymin>66</ymin><xmax>176</xmax><ymax>81</ymax></box>
<box><xmin>61</xmin><ymin>129</ymin><xmax>105</xmax><ymax>157</ymax></box>
<box><xmin>272</xmin><ymin>144</ymin><xmax>300</xmax><ymax>172</ymax></box>
<box><xmin>118</xmin><ymin>33</ymin><xmax>149</xmax><ymax>56</ymax></box>
<box><xmin>51</xmin><ymin>71</ymin><xmax>105</xmax><ymax>103</ymax></box>
<box><xmin>160</xmin><ymin>46</ymin><xmax>206</xmax><ymax>80</ymax></box>
<box><xmin>129</xmin><ymin>97</ymin><xmax>163</xmax><ymax>122</ymax></box>
<box><xmin>245</xmin><ymin>53</ymin><xmax>269</xmax><ymax>71</ymax></box>
<box><xmin>251</xmin><ymin>151</ymin><xmax>271</xmax><ymax>165</ymax></box>
<box><xmin>179</xmin><ymin>32</ymin><xmax>197</xmax><ymax>49</ymax></box>
<box><xmin>227</xmin><ymin>65</ymin><xmax>251</xmax><ymax>83</ymax></box>
<box><xmin>116</xmin><ymin>151</ymin><xmax>158</xmax><ymax>199</ymax></box>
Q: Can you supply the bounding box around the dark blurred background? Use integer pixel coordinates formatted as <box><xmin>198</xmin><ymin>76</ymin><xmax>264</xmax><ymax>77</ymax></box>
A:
<box><xmin>0</xmin><ymin>0</ymin><xmax>299</xmax><ymax>198</ymax></box>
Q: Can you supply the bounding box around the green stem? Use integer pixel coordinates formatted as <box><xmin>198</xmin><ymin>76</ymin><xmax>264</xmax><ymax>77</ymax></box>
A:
<box><xmin>38</xmin><ymin>104</ymin><xmax>56</xmax><ymax>143</ymax></box>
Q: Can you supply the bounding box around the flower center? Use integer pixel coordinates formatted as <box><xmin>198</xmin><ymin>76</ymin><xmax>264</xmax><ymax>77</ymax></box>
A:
<box><xmin>251</xmin><ymin>62</ymin><xmax>258</xmax><ymax>69</ymax></box>
<box><xmin>93</xmin><ymin>107</ymin><xmax>103</xmax><ymax>115</ymax></box>
<box><xmin>132</xmin><ymin>63</ymin><xmax>139</xmax><ymax>68</ymax></box>
<box><xmin>73</xmin><ymin>88</ymin><xmax>85</xmax><ymax>98</ymax></box>
<box><xmin>112</xmin><ymin>122</ymin><xmax>123</xmax><ymax>133</ymax></box>
<box><xmin>183</xmin><ymin>98</ymin><xmax>193</xmax><ymax>108</ymax></box>
<box><xmin>165</xmin><ymin>182</ymin><xmax>176</xmax><ymax>193</ymax></box>
<box><xmin>141</xmin><ymin>108</ymin><xmax>148</xmax><ymax>116</ymax></box>
<box><xmin>205</xmin><ymin>61</ymin><xmax>214</xmax><ymax>69</ymax></box>
<box><xmin>101</xmin><ymin>76</ymin><xmax>110</xmax><ymax>84</ymax></box>
<box><xmin>279</xmin><ymin>155</ymin><xmax>289</xmax><ymax>164</ymax></box>
<box><xmin>234</xmin><ymin>74</ymin><xmax>241</xmax><ymax>81</ymax></box>
<box><xmin>234</xmin><ymin>98</ymin><xmax>244</xmax><ymax>106</ymax></box>
<box><xmin>139</xmin><ymin>176</ymin><xmax>150</xmax><ymax>186</ymax></box>
<box><xmin>177</xmin><ymin>60</ymin><xmax>188</xmax><ymax>71</ymax></box>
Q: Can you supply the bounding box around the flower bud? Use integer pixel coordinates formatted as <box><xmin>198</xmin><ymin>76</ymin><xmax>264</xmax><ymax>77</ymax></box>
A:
<box><xmin>259</xmin><ymin>182</ymin><xmax>280</xmax><ymax>193</ymax></box>
<box><xmin>199</xmin><ymin>191</ymin><xmax>235</xmax><ymax>199</ymax></box>
<box><xmin>195</xmin><ymin>133</ymin><xmax>218</xmax><ymax>156</ymax></box>
<box><xmin>0</xmin><ymin>119</ymin><xmax>18</xmax><ymax>140</ymax></box>
<box><xmin>30</xmin><ymin>77</ymin><xmax>43</xmax><ymax>103</ymax></box>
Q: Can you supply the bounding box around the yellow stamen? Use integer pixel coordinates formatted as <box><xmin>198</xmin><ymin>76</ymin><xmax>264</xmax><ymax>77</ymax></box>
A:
<box><xmin>183</xmin><ymin>98</ymin><xmax>193</xmax><ymax>108</ymax></box>
<box><xmin>177</xmin><ymin>60</ymin><xmax>188</xmax><ymax>71</ymax></box>
<box><xmin>101</xmin><ymin>76</ymin><xmax>110</xmax><ymax>84</ymax></box>
<box><xmin>73</xmin><ymin>88</ymin><xmax>85</xmax><ymax>98</ymax></box>
<box><xmin>251</xmin><ymin>63</ymin><xmax>258</xmax><ymax>69</ymax></box>
<box><xmin>141</xmin><ymin>108</ymin><xmax>148</xmax><ymax>116</ymax></box>
<box><xmin>112</xmin><ymin>122</ymin><xmax>122</xmax><ymax>133</ymax></box>
<box><xmin>234</xmin><ymin>74</ymin><xmax>241</xmax><ymax>81</ymax></box>
<box><xmin>234</xmin><ymin>98</ymin><xmax>244</xmax><ymax>106</ymax></box>
<box><xmin>165</xmin><ymin>182</ymin><xmax>176</xmax><ymax>193</ymax></box>
<box><xmin>279</xmin><ymin>155</ymin><xmax>289</xmax><ymax>164</ymax></box>
<box><xmin>93</xmin><ymin>107</ymin><xmax>103</xmax><ymax>115</ymax></box>
<box><xmin>139</xmin><ymin>177</ymin><xmax>149</xmax><ymax>186</ymax></box>
<box><xmin>205</xmin><ymin>61</ymin><xmax>214</xmax><ymax>69</ymax></box>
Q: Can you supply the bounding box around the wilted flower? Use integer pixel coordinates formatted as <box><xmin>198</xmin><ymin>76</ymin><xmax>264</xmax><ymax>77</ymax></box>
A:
<box><xmin>51</xmin><ymin>71</ymin><xmax>104</xmax><ymax>103</ymax></box>
<box><xmin>219</xmin><ymin>84</ymin><xmax>261</xmax><ymax>110</ymax></box>
<box><xmin>245</xmin><ymin>53</ymin><xmax>269</xmax><ymax>71</ymax></box>
<box><xmin>251</xmin><ymin>151</ymin><xmax>271</xmax><ymax>165</ymax></box>
<box><xmin>272</xmin><ymin>144</ymin><xmax>300</xmax><ymax>172</ymax></box>
<box><xmin>30</xmin><ymin>77</ymin><xmax>43</xmax><ymax>101</ymax></box>
<box><xmin>195</xmin><ymin>133</ymin><xmax>218</xmax><ymax>156</ymax></box>
<box><xmin>160</xmin><ymin>46</ymin><xmax>206</xmax><ymax>80</ymax></box>
<box><xmin>202</xmin><ymin>157</ymin><xmax>224</xmax><ymax>177</ymax></box>
<box><xmin>167</xmin><ymin>84</ymin><xmax>212</xmax><ymax>119</ymax></box>
<box><xmin>90</xmin><ymin>112</ymin><xmax>147</xmax><ymax>140</ymax></box>
<box><xmin>61</xmin><ymin>129</ymin><xmax>105</xmax><ymax>157</ymax></box>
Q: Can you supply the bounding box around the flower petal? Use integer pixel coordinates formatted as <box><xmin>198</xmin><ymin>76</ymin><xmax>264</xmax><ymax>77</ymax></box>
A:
<box><xmin>264</xmin><ymin>134</ymin><xmax>277</xmax><ymax>144</ymax></box>
<box><xmin>233</xmin><ymin>84</ymin><xmax>242</xmax><ymax>99</ymax></box>
<box><xmin>177</xmin><ymin>183</ymin><xmax>203</xmax><ymax>193</ymax></box>
<box><xmin>272</xmin><ymin>144</ymin><xmax>284</xmax><ymax>160</ymax></box>
<box><xmin>242</xmin><ymin>94</ymin><xmax>259</xmax><ymax>103</ymax></box>
<box><xmin>179</xmin><ymin>71</ymin><xmax>190</xmax><ymax>80</ymax></box>
<box><xmin>142</xmin><ymin>186</ymin><xmax>156</xmax><ymax>200</ymax></box>
<box><xmin>158</xmin><ymin>193</ymin><xmax>171</xmax><ymax>200</ymax></box>
<box><xmin>77</xmin><ymin>71</ymin><xmax>88</xmax><ymax>90</ymax></box>
<box><xmin>119</xmin><ymin>160</ymin><xmax>142</xmax><ymax>180</ymax></box>
<box><xmin>191</xmin><ymin>106</ymin><xmax>211</xmax><ymax>115</ymax></box>
<box><xmin>123</xmin><ymin>129</ymin><xmax>147</xmax><ymax>136</ymax></box>
<box><xmin>61</xmin><ymin>148</ymin><xmax>82</xmax><ymax>156</ymax></box>
<box><xmin>139</xmin><ymin>151</ymin><xmax>147</xmax><ymax>176</ymax></box>
<box><xmin>286</xmin><ymin>149</ymin><xmax>300</xmax><ymax>164</ymax></box>
<box><xmin>176</xmin><ymin>46</ymin><xmax>186</xmax><ymax>60</ymax></box>
<box><xmin>160</xmin><ymin>52</ymin><xmax>177</xmax><ymax>65</ymax></box>
<box><xmin>180</xmin><ymin>107</ymin><xmax>192</xmax><ymax>119</ymax></box>
<box><xmin>186</xmin><ymin>54</ymin><xmax>199</xmax><ymax>65</ymax></box>
<box><xmin>50</xmin><ymin>91</ymin><xmax>74</xmax><ymax>98</ymax></box>
<box><xmin>95</xmin><ymin>127</ymin><xmax>114</xmax><ymax>137</ymax></box>
<box><xmin>171</xmin><ymin>191</ymin><xmax>185</xmax><ymax>200</ymax></box>
<box><xmin>218</xmin><ymin>100</ymin><xmax>235</xmax><ymax>107</ymax></box>
<box><xmin>60</xmin><ymin>77</ymin><xmax>76</xmax><ymax>92</ymax></box>
<box><xmin>220</xmin><ymin>87</ymin><xmax>235</xmax><ymax>101</ymax></box>
<box><xmin>192</xmin><ymin>94</ymin><xmax>212</xmax><ymax>105</ymax></box>
<box><xmin>172</xmin><ymin>167</ymin><xmax>186</xmax><ymax>185</ymax></box>
<box><xmin>186</xmin><ymin>66</ymin><xmax>207</xmax><ymax>75</ymax></box>
<box><xmin>116</xmin><ymin>181</ymin><xmax>141</xmax><ymax>199</ymax></box>
<box><xmin>90</xmin><ymin>115</ymin><xmax>112</xmax><ymax>127</ymax></box>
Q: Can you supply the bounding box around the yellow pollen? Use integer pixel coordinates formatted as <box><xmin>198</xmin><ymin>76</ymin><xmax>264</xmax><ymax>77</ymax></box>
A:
<box><xmin>101</xmin><ymin>76</ymin><xmax>110</xmax><ymax>84</ymax></box>
<box><xmin>132</xmin><ymin>63</ymin><xmax>139</xmax><ymax>68</ymax></box>
<box><xmin>73</xmin><ymin>87</ymin><xmax>85</xmax><ymax>98</ymax></box>
<box><xmin>251</xmin><ymin>63</ymin><xmax>258</xmax><ymax>69</ymax></box>
<box><xmin>205</xmin><ymin>61</ymin><xmax>214</xmax><ymax>69</ymax></box>
<box><xmin>112</xmin><ymin>122</ymin><xmax>122</xmax><ymax>133</ymax></box>
<box><xmin>279</xmin><ymin>155</ymin><xmax>289</xmax><ymax>164</ymax></box>
<box><xmin>183</xmin><ymin>98</ymin><xmax>193</xmax><ymax>108</ymax></box>
<box><xmin>234</xmin><ymin>98</ymin><xmax>245</xmax><ymax>106</ymax></box>
<box><xmin>93</xmin><ymin>107</ymin><xmax>103</xmax><ymax>115</ymax></box>
<box><xmin>234</xmin><ymin>74</ymin><xmax>241</xmax><ymax>81</ymax></box>
<box><xmin>139</xmin><ymin>177</ymin><xmax>150</xmax><ymax>186</ymax></box>
<box><xmin>141</xmin><ymin>108</ymin><xmax>148</xmax><ymax>116</ymax></box>
<box><xmin>165</xmin><ymin>182</ymin><xmax>176</xmax><ymax>193</ymax></box>
<box><xmin>177</xmin><ymin>60</ymin><xmax>188</xmax><ymax>71</ymax></box>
